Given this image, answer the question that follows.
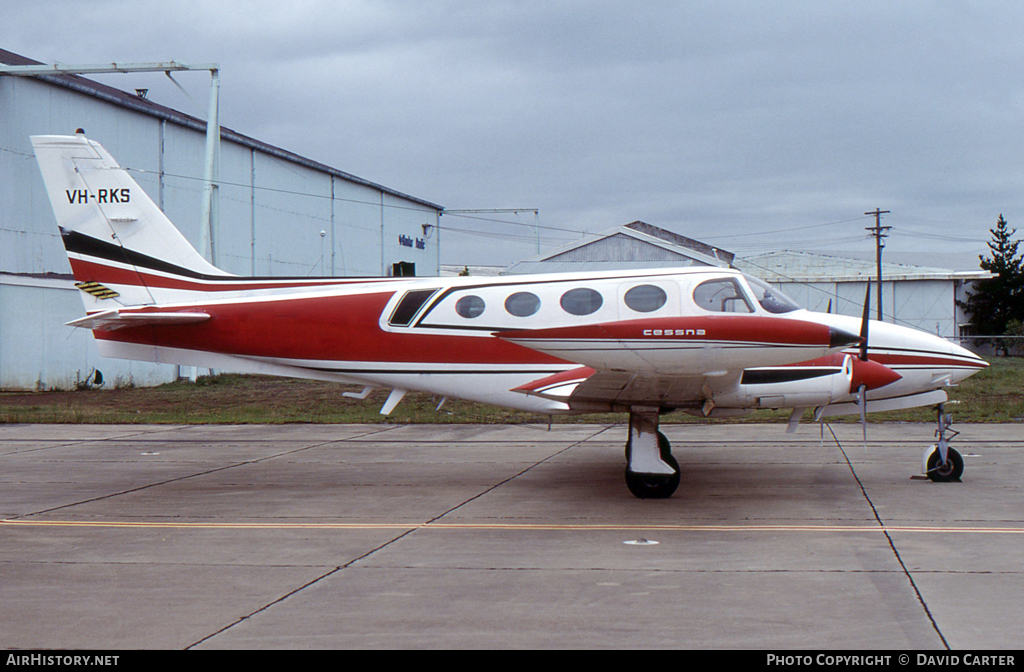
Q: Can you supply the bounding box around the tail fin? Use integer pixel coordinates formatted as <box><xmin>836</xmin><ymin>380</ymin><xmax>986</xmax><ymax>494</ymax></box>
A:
<box><xmin>31</xmin><ymin>133</ymin><xmax>229</xmax><ymax>309</ymax></box>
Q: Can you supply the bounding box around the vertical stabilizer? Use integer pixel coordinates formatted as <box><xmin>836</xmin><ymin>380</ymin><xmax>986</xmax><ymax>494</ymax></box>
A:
<box><xmin>31</xmin><ymin>133</ymin><xmax>230</xmax><ymax>309</ymax></box>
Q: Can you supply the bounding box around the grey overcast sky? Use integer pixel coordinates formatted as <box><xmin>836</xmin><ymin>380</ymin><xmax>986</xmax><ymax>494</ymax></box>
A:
<box><xmin>4</xmin><ymin>0</ymin><xmax>1024</xmax><ymax>268</ymax></box>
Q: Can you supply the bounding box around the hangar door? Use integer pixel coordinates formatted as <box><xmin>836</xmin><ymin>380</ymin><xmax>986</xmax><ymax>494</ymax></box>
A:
<box><xmin>777</xmin><ymin>281</ymin><xmax>836</xmax><ymax>314</ymax></box>
<box><xmin>835</xmin><ymin>281</ymin><xmax>895</xmax><ymax>320</ymax></box>
<box><xmin>893</xmin><ymin>280</ymin><xmax>953</xmax><ymax>337</ymax></box>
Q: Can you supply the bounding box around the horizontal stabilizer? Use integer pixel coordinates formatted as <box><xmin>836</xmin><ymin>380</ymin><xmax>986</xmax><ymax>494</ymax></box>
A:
<box><xmin>66</xmin><ymin>309</ymin><xmax>210</xmax><ymax>331</ymax></box>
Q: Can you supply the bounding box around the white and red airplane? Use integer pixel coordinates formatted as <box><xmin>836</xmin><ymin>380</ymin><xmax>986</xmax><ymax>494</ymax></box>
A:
<box><xmin>32</xmin><ymin>133</ymin><xmax>988</xmax><ymax>497</ymax></box>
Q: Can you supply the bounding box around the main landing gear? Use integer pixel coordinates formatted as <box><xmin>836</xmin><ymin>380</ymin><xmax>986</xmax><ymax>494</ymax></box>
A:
<box><xmin>624</xmin><ymin>408</ymin><xmax>680</xmax><ymax>499</ymax></box>
<box><xmin>924</xmin><ymin>403</ymin><xmax>964</xmax><ymax>482</ymax></box>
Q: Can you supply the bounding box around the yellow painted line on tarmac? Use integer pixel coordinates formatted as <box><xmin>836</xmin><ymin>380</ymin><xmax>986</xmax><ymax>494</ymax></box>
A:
<box><xmin>2</xmin><ymin>519</ymin><xmax>1023</xmax><ymax>535</ymax></box>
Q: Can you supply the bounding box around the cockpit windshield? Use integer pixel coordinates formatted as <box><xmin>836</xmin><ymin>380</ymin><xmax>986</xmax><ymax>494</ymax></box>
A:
<box><xmin>743</xmin><ymin>275</ymin><xmax>802</xmax><ymax>314</ymax></box>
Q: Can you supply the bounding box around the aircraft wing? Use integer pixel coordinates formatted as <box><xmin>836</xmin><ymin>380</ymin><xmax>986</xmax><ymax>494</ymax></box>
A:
<box><xmin>496</xmin><ymin>316</ymin><xmax>859</xmax><ymax>374</ymax></box>
<box><xmin>499</xmin><ymin>315</ymin><xmax>858</xmax><ymax>411</ymax></box>
<box><xmin>511</xmin><ymin>366</ymin><xmax>741</xmax><ymax>412</ymax></box>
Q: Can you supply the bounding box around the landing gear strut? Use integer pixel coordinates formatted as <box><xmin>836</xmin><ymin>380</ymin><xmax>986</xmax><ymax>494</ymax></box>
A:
<box><xmin>924</xmin><ymin>403</ymin><xmax>963</xmax><ymax>482</ymax></box>
<box><xmin>624</xmin><ymin>408</ymin><xmax>680</xmax><ymax>499</ymax></box>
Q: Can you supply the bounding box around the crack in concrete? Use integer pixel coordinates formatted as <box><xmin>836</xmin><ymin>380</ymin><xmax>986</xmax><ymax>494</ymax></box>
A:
<box><xmin>826</xmin><ymin>423</ymin><xmax>951</xmax><ymax>650</ymax></box>
<box><xmin>185</xmin><ymin>424</ymin><xmax>616</xmax><ymax>649</ymax></box>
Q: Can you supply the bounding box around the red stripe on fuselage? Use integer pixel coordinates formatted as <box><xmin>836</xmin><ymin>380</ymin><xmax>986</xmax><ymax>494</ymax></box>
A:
<box><xmin>68</xmin><ymin>257</ymin><xmax>384</xmax><ymax>292</ymax></box>
<box><xmin>793</xmin><ymin>352</ymin><xmax>985</xmax><ymax>370</ymax></box>
<box><xmin>96</xmin><ymin>291</ymin><xmax>566</xmax><ymax>365</ymax></box>
<box><xmin>870</xmin><ymin>353</ymin><xmax>987</xmax><ymax>369</ymax></box>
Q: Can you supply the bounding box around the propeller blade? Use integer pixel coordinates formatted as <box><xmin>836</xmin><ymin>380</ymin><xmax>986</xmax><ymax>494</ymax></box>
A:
<box><xmin>859</xmin><ymin>281</ymin><xmax>871</xmax><ymax>362</ymax></box>
<box><xmin>859</xmin><ymin>383</ymin><xmax>868</xmax><ymax>447</ymax></box>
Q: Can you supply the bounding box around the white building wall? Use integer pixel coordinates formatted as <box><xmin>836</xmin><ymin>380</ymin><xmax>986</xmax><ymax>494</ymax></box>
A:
<box><xmin>158</xmin><ymin>123</ymin><xmax>207</xmax><ymax>254</ymax></box>
<box><xmin>893</xmin><ymin>280</ymin><xmax>953</xmax><ymax>337</ymax></box>
<box><xmin>382</xmin><ymin>193</ymin><xmax>440</xmax><ymax>277</ymax></box>
<box><xmin>249</xmin><ymin>151</ymin><xmax>336</xmax><ymax>277</ymax></box>
<box><xmin>333</xmin><ymin>180</ymin><xmax>391</xmax><ymax>276</ymax></box>
<box><xmin>0</xmin><ymin>275</ymin><xmax>176</xmax><ymax>389</ymax></box>
<box><xmin>776</xmin><ymin>281</ymin><xmax>836</xmax><ymax>315</ymax></box>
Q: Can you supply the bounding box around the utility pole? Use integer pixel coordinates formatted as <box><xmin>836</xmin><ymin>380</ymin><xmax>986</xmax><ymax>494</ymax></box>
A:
<box><xmin>864</xmin><ymin>208</ymin><xmax>891</xmax><ymax>321</ymax></box>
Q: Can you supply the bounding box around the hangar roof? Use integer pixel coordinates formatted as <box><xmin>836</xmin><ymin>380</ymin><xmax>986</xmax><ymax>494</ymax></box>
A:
<box><xmin>735</xmin><ymin>250</ymin><xmax>995</xmax><ymax>283</ymax></box>
<box><xmin>504</xmin><ymin>221</ymin><xmax>735</xmax><ymax>274</ymax></box>
<box><xmin>0</xmin><ymin>48</ymin><xmax>443</xmax><ymax>211</ymax></box>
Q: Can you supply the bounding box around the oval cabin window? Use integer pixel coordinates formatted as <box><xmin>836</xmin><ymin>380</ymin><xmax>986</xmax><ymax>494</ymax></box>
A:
<box><xmin>505</xmin><ymin>292</ymin><xmax>541</xmax><ymax>317</ymax></box>
<box><xmin>455</xmin><ymin>295</ymin><xmax>486</xmax><ymax>318</ymax></box>
<box><xmin>560</xmin><ymin>288</ymin><xmax>603</xmax><ymax>316</ymax></box>
<box><xmin>623</xmin><ymin>284</ymin><xmax>667</xmax><ymax>313</ymax></box>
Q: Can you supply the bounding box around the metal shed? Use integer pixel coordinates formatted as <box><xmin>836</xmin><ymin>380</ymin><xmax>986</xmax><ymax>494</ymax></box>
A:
<box><xmin>0</xmin><ymin>48</ymin><xmax>443</xmax><ymax>390</ymax></box>
<box><xmin>504</xmin><ymin>221</ymin><xmax>734</xmax><ymax>274</ymax></box>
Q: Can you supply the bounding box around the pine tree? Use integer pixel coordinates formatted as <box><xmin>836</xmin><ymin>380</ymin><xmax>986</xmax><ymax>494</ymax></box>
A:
<box><xmin>959</xmin><ymin>215</ymin><xmax>1024</xmax><ymax>353</ymax></box>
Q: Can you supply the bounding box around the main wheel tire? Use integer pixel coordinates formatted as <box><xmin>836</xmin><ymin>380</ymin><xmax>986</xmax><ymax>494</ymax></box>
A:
<box><xmin>926</xmin><ymin>447</ymin><xmax>964</xmax><ymax>482</ymax></box>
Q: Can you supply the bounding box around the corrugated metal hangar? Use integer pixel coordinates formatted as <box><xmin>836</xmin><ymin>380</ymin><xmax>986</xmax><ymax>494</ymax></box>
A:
<box><xmin>1</xmin><ymin>48</ymin><xmax>442</xmax><ymax>390</ymax></box>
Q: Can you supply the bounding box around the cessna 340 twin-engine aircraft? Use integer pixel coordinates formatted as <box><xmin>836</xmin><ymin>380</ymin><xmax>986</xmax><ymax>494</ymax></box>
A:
<box><xmin>32</xmin><ymin>133</ymin><xmax>989</xmax><ymax>498</ymax></box>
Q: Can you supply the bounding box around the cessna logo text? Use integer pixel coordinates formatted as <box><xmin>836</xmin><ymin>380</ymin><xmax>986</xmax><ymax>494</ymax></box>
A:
<box><xmin>643</xmin><ymin>328</ymin><xmax>705</xmax><ymax>336</ymax></box>
<box><xmin>66</xmin><ymin>189</ymin><xmax>131</xmax><ymax>204</ymax></box>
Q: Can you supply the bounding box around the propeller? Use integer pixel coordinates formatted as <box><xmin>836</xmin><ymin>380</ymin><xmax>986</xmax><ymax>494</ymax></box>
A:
<box><xmin>859</xmin><ymin>280</ymin><xmax>870</xmax><ymax>363</ymax></box>
<box><xmin>815</xmin><ymin>282</ymin><xmax>899</xmax><ymax>443</ymax></box>
<box><xmin>858</xmin><ymin>281</ymin><xmax>871</xmax><ymax>447</ymax></box>
<box><xmin>847</xmin><ymin>281</ymin><xmax>901</xmax><ymax>394</ymax></box>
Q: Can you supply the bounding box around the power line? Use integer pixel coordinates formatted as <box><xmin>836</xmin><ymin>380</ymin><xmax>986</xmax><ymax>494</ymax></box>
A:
<box><xmin>724</xmin><ymin>234</ymin><xmax>872</xmax><ymax>252</ymax></box>
<box><xmin>439</xmin><ymin>224</ymin><xmax>576</xmax><ymax>245</ymax></box>
<box><xmin>124</xmin><ymin>166</ymin><xmax>438</xmax><ymax>215</ymax></box>
<box><xmin>702</xmin><ymin>215</ymin><xmax>873</xmax><ymax>241</ymax></box>
<box><xmin>441</xmin><ymin>210</ymin><xmax>588</xmax><ymax>236</ymax></box>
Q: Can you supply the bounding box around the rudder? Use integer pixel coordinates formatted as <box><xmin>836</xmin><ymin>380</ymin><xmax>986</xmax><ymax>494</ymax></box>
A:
<box><xmin>31</xmin><ymin>133</ymin><xmax>230</xmax><ymax>309</ymax></box>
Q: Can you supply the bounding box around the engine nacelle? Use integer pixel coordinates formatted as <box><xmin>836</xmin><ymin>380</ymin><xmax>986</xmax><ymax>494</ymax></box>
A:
<box><xmin>715</xmin><ymin>355</ymin><xmax>855</xmax><ymax>409</ymax></box>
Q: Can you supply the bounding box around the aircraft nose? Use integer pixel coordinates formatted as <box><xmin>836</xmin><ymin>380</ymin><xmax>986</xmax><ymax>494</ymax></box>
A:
<box><xmin>952</xmin><ymin>339</ymin><xmax>989</xmax><ymax>368</ymax></box>
<box><xmin>828</xmin><ymin>326</ymin><xmax>862</xmax><ymax>349</ymax></box>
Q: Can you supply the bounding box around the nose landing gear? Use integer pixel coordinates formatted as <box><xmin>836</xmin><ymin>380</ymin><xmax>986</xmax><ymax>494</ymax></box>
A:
<box><xmin>923</xmin><ymin>403</ymin><xmax>963</xmax><ymax>482</ymax></box>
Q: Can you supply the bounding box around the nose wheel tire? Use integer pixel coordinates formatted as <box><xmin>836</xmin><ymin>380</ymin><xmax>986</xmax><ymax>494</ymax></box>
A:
<box><xmin>926</xmin><ymin>447</ymin><xmax>963</xmax><ymax>482</ymax></box>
